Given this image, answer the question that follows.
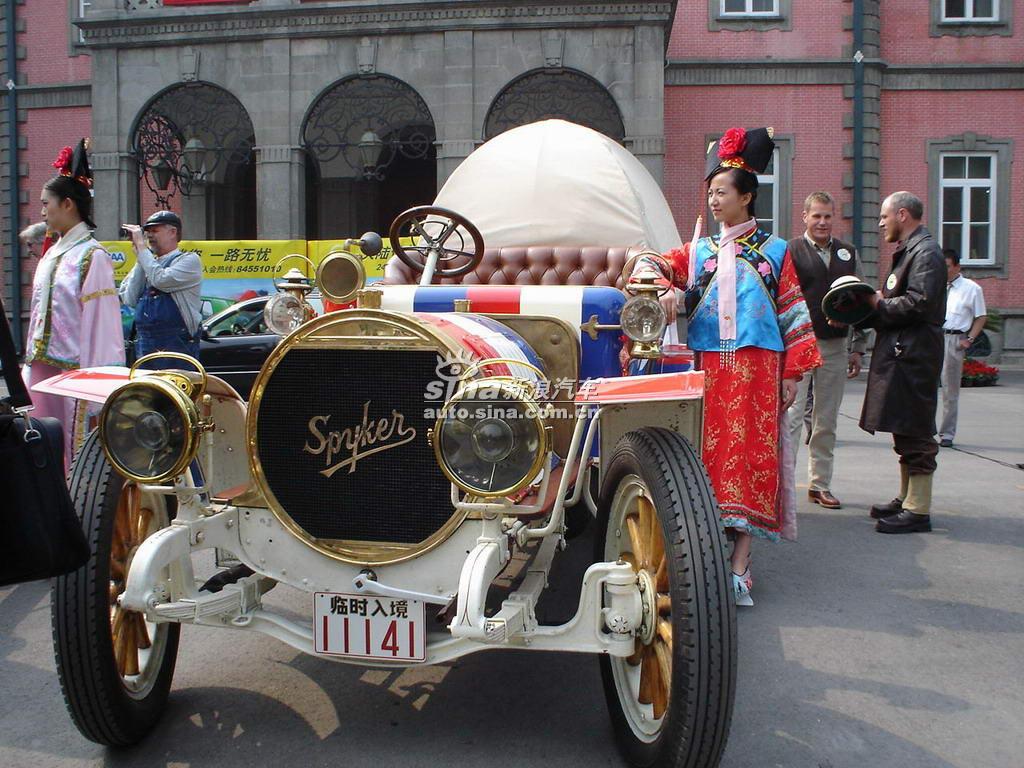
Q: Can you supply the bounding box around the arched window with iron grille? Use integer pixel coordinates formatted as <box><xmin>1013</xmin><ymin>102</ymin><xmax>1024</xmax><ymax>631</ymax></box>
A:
<box><xmin>302</xmin><ymin>74</ymin><xmax>437</xmax><ymax>239</ymax></box>
<box><xmin>131</xmin><ymin>82</ymin><xmax>256</xmax><ymax>239</ymax></box>
<box><xmin>484</xmin><ymin>69</ymin><xmax>625</xmax><ymax>142</ymax></box>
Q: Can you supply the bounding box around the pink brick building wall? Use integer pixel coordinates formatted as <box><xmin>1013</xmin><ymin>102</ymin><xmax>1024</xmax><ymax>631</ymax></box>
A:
<box><xmin>881</xmin><ymin>4</ymin><xmax>1024</xmax><ymax>63</ymax></box>
<box><xmin>879</xmin><ymin>90</ymin><xmax>1024</xmax><ymax>308</ymax></box>
<box><xmin>669</xmin><ymin>1</ymin><xmax>848</xmax><ymax>59</ymax></box>
<box><xmin>665</xmin><ymin>0</ymin><xmax>1024</xmax><ymax>339</ymax></box>
<box><xmin>19</xmin><ymin>2</ymin><xmax>91</xmax><ymax>84</ymax></box>
<box><xmin>139</xmin><ymin>188</ymin><xmax>183</xmax><ymax>223</ymax></box>
<box><xmin>664</xmin><ymin>85</ymin><xmax>852</xmax><ymax>243</ymax></box>
<box><xmin>9</xmin><ymin>2</ymin><xmax>91</xmax><ymax>314</ymax></box>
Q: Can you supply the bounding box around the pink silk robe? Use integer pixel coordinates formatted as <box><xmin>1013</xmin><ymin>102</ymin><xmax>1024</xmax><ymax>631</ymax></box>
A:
<box><xmin>24</xmin><ymin>222</ymin><xmax>125</xmax><ymax>468</ymax></box>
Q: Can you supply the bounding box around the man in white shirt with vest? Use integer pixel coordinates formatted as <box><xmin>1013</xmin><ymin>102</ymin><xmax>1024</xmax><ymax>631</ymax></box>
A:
<box><xmin>939</xmin><ymin>248</ymin><xmax>987</xmax><ymax>447</ymax></box>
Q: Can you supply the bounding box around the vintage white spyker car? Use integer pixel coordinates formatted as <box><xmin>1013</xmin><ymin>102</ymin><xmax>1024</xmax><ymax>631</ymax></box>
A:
<box><xmin>38</xmin><ymin>121</ymin><xmax>736</xmax><ymax>767</ymax></box>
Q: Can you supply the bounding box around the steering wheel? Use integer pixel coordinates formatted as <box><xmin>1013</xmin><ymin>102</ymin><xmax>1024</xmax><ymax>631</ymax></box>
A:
<box><xmin>388</xmin><ymin>206</ymin><xmax>485</xmax><ymax>282</ymax></box>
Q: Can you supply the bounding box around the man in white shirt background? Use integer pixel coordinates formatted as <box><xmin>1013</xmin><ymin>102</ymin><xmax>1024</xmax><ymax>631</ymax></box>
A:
<box><xmin>939</xmin><ymin>248</ymin><xmax>987</xmax><ymax>448</ymax></box>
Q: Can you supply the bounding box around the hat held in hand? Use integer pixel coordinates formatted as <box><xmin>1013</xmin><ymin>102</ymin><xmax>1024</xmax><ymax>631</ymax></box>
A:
<box><xmin>822</xmin><ymin>275</ymin><xmax>875</xmax><ymax>325</ymax></box>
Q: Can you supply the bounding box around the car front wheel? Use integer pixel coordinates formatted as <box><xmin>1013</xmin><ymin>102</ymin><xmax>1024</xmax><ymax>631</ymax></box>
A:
<box><xmin>597</xmin><ymin>427</ymin><xmax>736</xmax><ymax>768</ymax></box>
<box><xmin>51</xmin><ymin>429</ymin><xmax>180</xmax><ymax>746</ymax></box>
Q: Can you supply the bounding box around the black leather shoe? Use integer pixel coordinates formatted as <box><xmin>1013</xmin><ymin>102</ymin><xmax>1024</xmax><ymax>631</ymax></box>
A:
<box><xmin>870</xmin><ymin>498</ymin><xmax>903</xmax><ymax>519</ymax></box>
<box><xmin>876</xmin><ymin>510</ymin><xmax>932</xmax><ymax>534</ymax></box>
<box><xmin>940</xmin><ymin>438</ymin><xmax>953</xmax><ymax>448</ymax></box>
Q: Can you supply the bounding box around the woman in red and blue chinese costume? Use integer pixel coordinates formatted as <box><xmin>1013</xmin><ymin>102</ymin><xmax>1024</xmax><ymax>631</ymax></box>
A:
<box><xmin>629</xmin><ymin>127</ymin><xmax>821</xmax><ymax>606</ymax></box>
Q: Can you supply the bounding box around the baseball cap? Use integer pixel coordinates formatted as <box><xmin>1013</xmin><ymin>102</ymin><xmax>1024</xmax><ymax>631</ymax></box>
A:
<box><xmin>143</xmin><ymin>210</ymin><xmax>182</xmax><ymax>231</ymax></box>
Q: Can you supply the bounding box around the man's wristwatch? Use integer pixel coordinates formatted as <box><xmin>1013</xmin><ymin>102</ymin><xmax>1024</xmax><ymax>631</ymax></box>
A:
<box><xmin>966</xmin><ymin>335</ymin><xmax>976</xmax><ymax>344</ymax></box>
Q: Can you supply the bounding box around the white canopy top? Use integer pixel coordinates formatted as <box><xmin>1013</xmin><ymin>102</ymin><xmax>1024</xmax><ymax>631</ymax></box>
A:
<box><xmin>434</xmin><ymin>120</ymin><xmax>682</xmax><ymax>253</ymax></box>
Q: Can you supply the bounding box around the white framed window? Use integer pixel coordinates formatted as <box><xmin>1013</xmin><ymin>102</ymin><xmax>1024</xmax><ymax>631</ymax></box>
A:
<box><xmin>755</xmin><ymin>149</ymin><xmax>780</xmax><ymax>234</ymax></box>
<box><xmin>942</xmin><ymin>0</ymin><xmax>998</xmax><ymax>21</ymax></box>
<box><xmin>939</xmin><ymin>153</ymin><xmax>996</xmax><ymax>266</ymax></box>
<box><xmin>720</xmin><ymin>0</ymin><xmax>779</xmax><ymax>16</ymax></box>
<box><xmin>78</xmin><ymin>0</ymin><xmax>90</xmax><ymax>43</ymax></box>
<box><xmin>69</xmin><ymin>0</ymin><xmax>92</xmax><ymax>52</ymax></box>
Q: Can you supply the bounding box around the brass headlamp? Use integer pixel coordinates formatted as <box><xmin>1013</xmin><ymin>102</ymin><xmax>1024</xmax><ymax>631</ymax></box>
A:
<box><xmin>100</xmin><ymin>353</ymin><xmax>211</xmax><ymax>483</ymax></box>
<box><xmin>264</xmin><ymin>255</ymin><xmax>318</xmax><ymax>336</ymax></box>
<box><xmin>622</xmin><ymin>252</ymin><xmax>674</xmax><ymax>360</ymax></box>
<box><xmin>315</xmin><ymin>232</ymin><xmax>383</xmax><ymax>309</ymax></box>
<box><xmin>432</xmin><ymin>359</ymin><xmax>550</xmax><ymax>498</ymax></box>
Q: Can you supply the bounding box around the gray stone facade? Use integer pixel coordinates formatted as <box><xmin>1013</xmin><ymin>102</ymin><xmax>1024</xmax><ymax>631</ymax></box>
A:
<box><xmin>77</xmin><ymin>0</ymin><xmax>675</xmax><ymax>241</ymax></box>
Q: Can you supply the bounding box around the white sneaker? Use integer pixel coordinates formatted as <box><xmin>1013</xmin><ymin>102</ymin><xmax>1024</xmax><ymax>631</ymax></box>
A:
<box><xmin>732</xmin><ymin>571</ymin><xmax>753</xmax><ymax>607</ymax></box>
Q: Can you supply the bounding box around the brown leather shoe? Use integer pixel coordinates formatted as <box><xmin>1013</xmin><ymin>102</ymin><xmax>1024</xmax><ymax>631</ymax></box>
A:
<box><xmin>808</xmin><ymin>490</ymin><xmax>842</xmax><ymax>509</ymax></box>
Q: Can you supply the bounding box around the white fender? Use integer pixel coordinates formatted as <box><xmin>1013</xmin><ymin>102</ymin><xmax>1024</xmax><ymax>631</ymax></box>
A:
<box><xmin>120</xmin><ymin>524</ymin><xmax>193</xmax><ymax>613</ymax></box>
<box><xmin>449</xmin><ymin>536</ymin><xmax>507</xmax><ymax>637</ymax></box>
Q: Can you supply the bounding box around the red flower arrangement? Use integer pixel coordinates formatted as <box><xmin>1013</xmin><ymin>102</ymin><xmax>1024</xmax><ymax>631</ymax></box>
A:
<box><xmin>718</xmin><ymin>127</ymin><xmax>747</xmax><ymax>159</ymax></box>
<box><xmin>52</xmin><ymin>145</ymin><xmax>74</xmax><ymax>174</ymax></box>
<box><xmin>961</xmin><ymin>358</ymin><xmax>999</xmax><ymax>387</ymax></box>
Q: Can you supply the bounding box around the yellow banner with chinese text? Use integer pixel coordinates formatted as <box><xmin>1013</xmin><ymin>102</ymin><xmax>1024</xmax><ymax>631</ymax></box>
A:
<box><xmin>102</xmin><ymin>240</ymin><xmax>309</xmax><ymax>284</ymax></box>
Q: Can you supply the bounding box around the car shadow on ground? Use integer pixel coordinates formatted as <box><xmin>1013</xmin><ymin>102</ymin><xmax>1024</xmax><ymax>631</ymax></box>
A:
<box><xmin>0</xmin><ymin>508</ymin><xmax>1008</xmax><ymax>768</ymax></box>
<box><xmin>122</xmin><ymin>512</ymin><xmax>971</xmax><ymax>768</ymax></box>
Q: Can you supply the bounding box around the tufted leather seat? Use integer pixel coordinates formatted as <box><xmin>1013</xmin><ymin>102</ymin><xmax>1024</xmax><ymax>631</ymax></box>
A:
<box><xmin>381</xmin><ymin>246</ymin><xmax>645</xmax><ymax>289</ymax></box>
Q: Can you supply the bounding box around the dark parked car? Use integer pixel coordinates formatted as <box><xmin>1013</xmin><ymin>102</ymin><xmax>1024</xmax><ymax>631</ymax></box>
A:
<box><xmin>126</xmin><ymin>294</ymin><xmax>323</xmax><ymax>399</ymax></box>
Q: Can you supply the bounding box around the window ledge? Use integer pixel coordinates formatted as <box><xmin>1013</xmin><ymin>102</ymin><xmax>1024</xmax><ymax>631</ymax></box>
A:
<box><xmin>710</xmin><ymin>15</ymin><xmax>790</xmax><ymax>31</ymax></box>
<box><xmin>931</xmin><ymin>20</ymin><xmax>1011</xmax><ymax>37</ymax></box>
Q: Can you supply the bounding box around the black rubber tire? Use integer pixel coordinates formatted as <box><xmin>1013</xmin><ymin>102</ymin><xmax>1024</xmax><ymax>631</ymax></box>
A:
<box><xmin>596</xmin><ymin>427</ymin><xmax>736</xmax><ymax>768</ymax></box>
<box><xmin>50</xmin><ymin>429</ymin><xmax>180</xmax><ymax>746</ymax></box>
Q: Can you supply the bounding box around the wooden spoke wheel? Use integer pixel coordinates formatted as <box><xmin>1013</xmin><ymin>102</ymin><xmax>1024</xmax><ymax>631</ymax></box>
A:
<box><xmin>109</xmin><ymin>482</ymin><xmax>160</xmax><ymax>686</ymax></box>
<box><xmin>51</xmin><ymin>430</ymin><xmax>180</xmax><ymax>746</ymax></box>
<box><xmin>615</xmin><ymin>478</ymin><xmax>672</xmax><ymax>723</ymax></box>
<box><xmin>597</xmin><ymin>428</ymin><xmax>736</xmax><ymax>768</ymax></box>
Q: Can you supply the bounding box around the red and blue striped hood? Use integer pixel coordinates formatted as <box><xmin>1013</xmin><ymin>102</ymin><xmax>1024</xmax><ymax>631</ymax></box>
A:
<box><xmin>378</xmin><ymin>285</ymin><xmax>626</xmax><ymax>381</ymax></box>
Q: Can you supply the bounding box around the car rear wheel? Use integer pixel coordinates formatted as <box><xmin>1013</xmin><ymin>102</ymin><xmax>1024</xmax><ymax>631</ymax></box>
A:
<box><xmin>51</xmin><ymin>429</ymin><xmax>180</xmax><ymax>746</ymax></box>
<box><xmin>597</xmin><ymin>427</ymin><xmax>736</xmax><ymax>768</ymax></box>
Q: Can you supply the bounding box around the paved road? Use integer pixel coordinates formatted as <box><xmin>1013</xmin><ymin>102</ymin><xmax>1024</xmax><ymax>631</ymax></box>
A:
<box><xmin>2</xmin><ymin>373</ymin><xmax>1022</xmax><ymax>768</ymax></box>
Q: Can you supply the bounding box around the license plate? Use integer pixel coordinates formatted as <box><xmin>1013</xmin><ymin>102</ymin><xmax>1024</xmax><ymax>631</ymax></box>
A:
<box><xmin>313</xmin><ymin>592</ymin><xmax>426</xmax><ymax>662</ymax></box>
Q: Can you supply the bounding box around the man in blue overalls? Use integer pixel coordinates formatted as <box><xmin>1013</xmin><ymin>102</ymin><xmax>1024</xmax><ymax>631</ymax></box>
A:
<box><xmin>119</xmin><ymin>211</ymin><xmax>203</xmax><ymax>370</ymax></box>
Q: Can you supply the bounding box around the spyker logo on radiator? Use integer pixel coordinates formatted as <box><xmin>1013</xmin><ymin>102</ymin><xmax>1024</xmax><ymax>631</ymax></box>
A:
<box><xmin>303</xmin><ymin>401</ymin><xmax>417</xmax><ymax>478</ymax></box>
